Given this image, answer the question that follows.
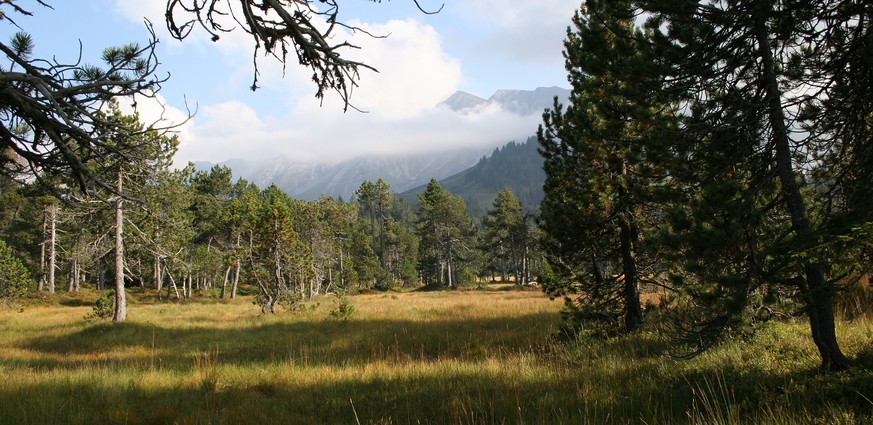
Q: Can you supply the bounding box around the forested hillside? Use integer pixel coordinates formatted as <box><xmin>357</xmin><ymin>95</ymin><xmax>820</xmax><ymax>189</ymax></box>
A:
<box><xmin>401</xmin><ymin>136</ymin><xmax>544</xmax><ymax>218</ymax></box>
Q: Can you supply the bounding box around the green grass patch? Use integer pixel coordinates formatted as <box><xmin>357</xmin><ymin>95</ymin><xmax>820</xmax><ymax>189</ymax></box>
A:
<box><xmin>0</xmin><ymin>289</ymin><xmax>870</xmax><ymax>424</ymax></box>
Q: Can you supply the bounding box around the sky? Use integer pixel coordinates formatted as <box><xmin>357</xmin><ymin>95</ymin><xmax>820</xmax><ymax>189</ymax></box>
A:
<box><xmin>2</xmin><ymin>0</ymin><xmax>577</xmax><ymax>165</ymax></box>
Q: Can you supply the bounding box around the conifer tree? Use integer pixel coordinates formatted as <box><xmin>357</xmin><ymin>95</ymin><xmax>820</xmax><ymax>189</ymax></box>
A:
<box><xmin>538</xmin><ymin>0</ymin><xmax>675</xmax><ymax>334</ymax></box>
<box><xmin>637</xmin><ymin>0</ymin><xmax>867</xmax><ymax>370</ymax></box>
<box><xmin>482</xmin><ymin>188</ymin><xmax>527</xmax><ymax>284</ymax></box>
<box><xmin>89</xmin><ymin>105</ymin><xmax>179</xmax><ymax>322</ymax></box>
<box><xmin>416</xmin><ymin>179</ymin><xmax>475</xmax><ymax>289</ymax></box>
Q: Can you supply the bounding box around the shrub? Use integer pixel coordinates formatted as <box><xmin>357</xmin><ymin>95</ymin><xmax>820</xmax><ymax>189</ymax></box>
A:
<box><xmin>329</xmin><ymin>290</ymin><xmax>355</xmax><ymax>321</ymax></box>
<box><xmin>86</xmin><ymin>289</ymin><xmax>115</xmax><ymax>320</ymax></box>
<box><xmin>0</xmin><ymin>240</ymin><xmax>32</xmax><ymax>305</ymax></box>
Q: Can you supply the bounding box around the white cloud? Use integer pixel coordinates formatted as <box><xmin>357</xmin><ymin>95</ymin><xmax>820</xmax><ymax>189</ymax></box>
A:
<box><xmin>342</xmin><ymin>19</ymin><xmax>462</xmax><ymax>116</ymax></box>
<box><xmin>174</xmin><ymin>95</ymin><xmax>541</xmax><ymax>166</ymax></box>
<box><xmin>461</xmin><ymin>0</ymin><xmax>578</xmax><ymax>63</ymax></box>
<box><xmin>112</xmin><ymin>1</ymin><xmax>543</xmax><ymax>167</ymax></box>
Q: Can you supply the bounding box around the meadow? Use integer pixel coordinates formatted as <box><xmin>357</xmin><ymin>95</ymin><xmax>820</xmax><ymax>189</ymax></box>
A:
<box><xmin>0</xmin><ymin>286</ymin><xmax>870</xmax><ymax>424</ymax></box>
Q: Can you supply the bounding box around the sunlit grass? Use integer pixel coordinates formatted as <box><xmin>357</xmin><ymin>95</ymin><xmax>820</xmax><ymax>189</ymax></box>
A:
<box><xmin>0</xmin><ymin>286</ymin><xmax>870</xmax><ymax>424</ymax></box>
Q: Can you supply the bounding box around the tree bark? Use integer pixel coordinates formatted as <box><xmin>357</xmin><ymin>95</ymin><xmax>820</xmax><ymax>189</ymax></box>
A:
<box><xmin>619</xmin><ymin>214</ymin><xmax>643</xmax><ymax>332</ymax></box>
<box><xmin>220</xmin><ymin>265</ymin><xmax>231</xmax><ymax>298</ymax></box>
<box><xmin>113</xmin><ymin>171</ymin><xmax>127</xmax><ymax>322</ymax></box>
<box><xmin>754</xmin><ymin>12</ymin><xmax>849</xmax><ymax>371</ymax></box>
<box><xmin>47</xmin><ymin>203</ymin><xmax>57</xmax><ymax>293</ymax></box>
<box><xmin>155</xmin><ymin>255</ymin><xmax>163</xmax><ymax>293</ymax></box>
<box><xmin>38</xmin><ymin>209</ymin><xmax>46</xmax><ymax>291</ymax></box>
<box><xmin>166</xmin><ymin>267</ymin><xmax>182</xmax><ymax>299</ymax></box>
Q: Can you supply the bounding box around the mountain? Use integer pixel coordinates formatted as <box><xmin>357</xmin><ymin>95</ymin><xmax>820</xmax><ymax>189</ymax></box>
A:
<box><xmin>440</xmin><ymin>86</ymin><xmax>570</xmax><ymax>115</ymax></box>
<box><xmin>400</xmin><ymin>136</ymin><xmax>545</xmax><ymax>218</ymax></box>
<box><xmin>440</xmin><ymin>91</ymin><xmax>487</xmax><ymax>111</ymax></box>
<box><xmin>209</xmin><ymin>147</ymin><xmax>494</xmax><ymax>201</ymax></box>
<box><xmin>195</xmin><ymin>87</ymin><xmax>562</xmax><ymax>201</ymax></box>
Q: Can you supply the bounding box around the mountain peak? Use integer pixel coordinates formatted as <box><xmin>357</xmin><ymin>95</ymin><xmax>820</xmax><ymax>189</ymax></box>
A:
<box><xmin>440</xmin><ymin>87</ymin><xmax>570</xmax><ymax>115</ymax></box>
<box><xmin>441</xmin><ymin>91</ymin><xmax>487</xmax><ymax>111</ymax></box>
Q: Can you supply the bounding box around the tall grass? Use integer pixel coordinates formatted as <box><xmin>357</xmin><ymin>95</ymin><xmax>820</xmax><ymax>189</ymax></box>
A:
<box><xmin>0</xmin><ymin>286</ymin><xmax>870</xmax><ymax>424</ymax></box>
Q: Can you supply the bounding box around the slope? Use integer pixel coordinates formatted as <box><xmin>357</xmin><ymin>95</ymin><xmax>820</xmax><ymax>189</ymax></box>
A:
<box><xmin>400</xmin><ymin>136</ymin><xmax>544</xmax><ymax>218</ymax></box>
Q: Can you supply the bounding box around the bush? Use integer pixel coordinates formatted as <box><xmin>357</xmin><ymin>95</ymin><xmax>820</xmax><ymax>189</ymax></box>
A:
<box><xmin>86</xmin><ymin>290</ymin><xmax>115</xmax><ymax>320</ymax></box>
<box><xmin>329</xmin><ymin>290</ymin><xmax>355</xmax><ymax>321</ymax></box>
<box><xmin>0</xmin><ymin>240</ymin><xmax>32</xmax><ymax>305</ymax></box>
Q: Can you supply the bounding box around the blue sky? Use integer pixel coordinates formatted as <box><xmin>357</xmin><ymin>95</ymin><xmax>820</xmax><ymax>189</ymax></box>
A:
<box><xmin>3</xmin><ymin>0</ymin><xmax>577</xmax><ymax>164</ymax></box>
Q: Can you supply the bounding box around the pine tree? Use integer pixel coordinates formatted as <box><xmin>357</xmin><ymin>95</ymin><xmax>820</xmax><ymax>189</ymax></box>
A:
<box><xmin>538</xmin><ymin>0</ymin><xmax>675</xmax><ymax>335</ymax></box>
<box><xmin>637</xmin><ymin>0</ymin><xmax>867</xmax><ymax>370</ymax></box>
<box><xmin>416</xmin><ymin>179</ymin><xmax>476</xmax><ymax>289</ymax></box>
<box><xmin>482</xmin><ymin>188</ymin><xmax>527</xmax><ymax>284</ymax></box>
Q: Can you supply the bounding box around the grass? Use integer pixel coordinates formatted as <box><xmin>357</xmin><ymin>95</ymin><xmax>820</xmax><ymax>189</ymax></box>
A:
<box><xmin>0</xmin><ymin>285</ymin><xmax>870</xmax><ymax>424</ymax></box>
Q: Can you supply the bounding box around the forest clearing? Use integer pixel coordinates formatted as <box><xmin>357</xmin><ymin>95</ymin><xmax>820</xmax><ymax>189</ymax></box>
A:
<box><xmin>0</xmin><ymin>286</ymin><xmax>870</xmax><ymax>425</ymax></box>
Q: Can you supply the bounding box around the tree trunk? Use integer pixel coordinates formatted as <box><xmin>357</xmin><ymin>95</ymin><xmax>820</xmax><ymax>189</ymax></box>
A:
<box><xmin>618</xmin><ymin>214</ymin><xmax>643</xmax><ymax>333</ymax></box>
<box><xmin>97</xmin><ymin>260</ymin><xmax>105</xmax><ymax>290</ymax></box>
<box><xmin>220</xmin><ymin>265</ymin><xmax>231</xmax><ymax>298</ymax></box>
<box><xmin>166</xmin><ymin>268</ymin><xmax>182</xmax><ymax>299</ymax></box>
<box><xmin>155</xmin><ymin>255</ymin><xmax>163</xmax><ymax>293</ymax></box>
<box><xmin>231</xmin><ymin>262</ymin><xmax>241</xmax><ymax>299</ymax></box>
<box><xmin>47</xmin><ymin>203</ymin><xmax>57</xmax><ymax>293</ymax></box>
<box><xmin>339</xmin><ymin>249</ymin><xmax>345</xmax><ymax>288</ymax></box>
<box><xmin>754</xmin><ymin>13</ymin><xmax>849</xmax><ymax>371</ymax></box>
<box><xmin>38</xmin><ymin>209</ymin><xmax>46</xmax><ymax>292</ymax></box>
<box><xmin>113</xmin><ymin>171</ymin><xmax>127</xmax><ymax>322</ymax></box>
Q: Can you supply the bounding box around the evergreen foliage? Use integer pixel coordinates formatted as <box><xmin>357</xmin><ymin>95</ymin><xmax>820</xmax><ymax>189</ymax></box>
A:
<box><xmin>400</xmin><ymin>137</ymin><xmax>546</xmax><ymax>219</ymax></box>
<box><xmin>634</xmin><ymin>0</ymin><xmax>867</xmax><ymax>371</ymax></box>
<box><xmin>536</xmin><ymin>0</ymin><xmax>870</xmax><ymax>372</ymax></box>
<box><xmin>0</xmin><ymin>239</ymin><xmax>31</xmax><ymax>303</ymax></box>
<box><xmin>481</xmin><ymin>188</ymin><xmax>532</xmax><ymax>285</ymax></box>
<box><xmin>416</xmin><ymin>179</ymin><xmax>477</xmax><ymax>289</ymax></box>
<box><xmin>538</xmin><ymin>0</ymin><xmax>675</xmax><ymax>336</ymax></box>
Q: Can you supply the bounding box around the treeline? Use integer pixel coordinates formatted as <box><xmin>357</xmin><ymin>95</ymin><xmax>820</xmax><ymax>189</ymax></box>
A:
<box><xmin>0</xmin><ymin>114</ymin><xmax>544</xmax><ymax>315</ymax></box>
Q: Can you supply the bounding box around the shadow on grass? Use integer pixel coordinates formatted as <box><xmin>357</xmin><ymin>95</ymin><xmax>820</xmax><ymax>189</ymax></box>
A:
<box><xmin>0</xmin><ymin>367</ymin><xmax>657</xmax><ymax>425</ymax></box>
<box><xmin>3</xmin><ymin>349</ymin><xmax>868</xmax><ymax>424</ymax></box>
<box><xmin>20</xmin><ymin>312</ymin><xmax>561</xmax><ymax>371</ymax></box>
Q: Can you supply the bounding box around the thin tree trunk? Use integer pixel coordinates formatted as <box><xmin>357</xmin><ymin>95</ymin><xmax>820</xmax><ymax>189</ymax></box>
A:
<box><xmin>38</xmin><ymin>209</ymin><xmax>46</xmax><ymax>292</ymax></box>
<box><xmin>220</xmin><ymin>265</ymin><xmax>231</xmax><ymax>298</ymax></box>
<box><xmin>754</xmin><ymin>13</ymin><xmax>849</xmax><ymax>371</ymax></box>
<box><xmin>155</xmin><ymin>255</ymin><xmax>163</xmax><ymax>293</ymax></box>
<box><xmin>618</xmin><ymin>215</ymin><xmax>643</xmax><ymax>333</ymax></box>
<box><xmin>231</xmin><ymin>262</ymin><xmax>241</xmax><ymax>299</ymax></box>
<box><xmin>68</xmin><ymin>253</ymin><xmax>79</xmax><ymax>292</ymax></box>
<box><xmin>97</xmin><ymin>259</ymin><xmax>104</xmax><ymax>290</ymax></box>
<box><xmin>47</xmin><ymin>203</ymin><xmax>57</xmax><ymax>293</ymax></box>
<box><xmin>339</xmin><ymin>249</ymin><xmax>345</xmax><ymax>287</ymax></box>
<box><xmin>113</xmin><ymin>171</ymin><xmax>127</xmax><ymax>322</ymax></box>
<box><xmin>166</xmin><ymin>268</ymin><xmax>182</xmax><ymax>299</ymax></box>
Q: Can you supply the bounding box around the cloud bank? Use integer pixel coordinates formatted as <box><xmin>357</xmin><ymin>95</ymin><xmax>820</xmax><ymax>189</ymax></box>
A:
<box><xmin>113</xmin><ymin>1</ymin><xmax>557</xmax><ymax>166</ymax></box>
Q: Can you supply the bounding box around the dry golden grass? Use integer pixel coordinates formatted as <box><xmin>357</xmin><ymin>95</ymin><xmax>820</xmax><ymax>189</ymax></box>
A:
<box><xmin>0</xmin><ymin>285</ymin><xmax>870</xmax><ymax>424</ymax></box>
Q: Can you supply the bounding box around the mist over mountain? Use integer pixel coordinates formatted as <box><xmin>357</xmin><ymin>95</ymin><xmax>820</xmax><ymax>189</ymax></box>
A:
<box><xmin>440</xmin><ymin>86</ymin><xmax>570</xmax><ymax>115</ymax></box>
<box><xmin>195</xmin><ymin>87</ymin><xmax>562</xmax><ymax>201</ymax></box>
<box><xmin>217</xmin><ymin>147</ymin><xmax>494</xmax><ymax>200</ymax></box>
<box><xmin>400</xmin><ymin>136</ymin><xmax>544</xmax><ymax>218</ymax></box>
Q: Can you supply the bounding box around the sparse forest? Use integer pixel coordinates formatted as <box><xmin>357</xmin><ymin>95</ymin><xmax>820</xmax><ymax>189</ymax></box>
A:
<box><xmin>1</xmin><ymin>0</ymin><xmax>872</xmax><ymax>424</ymax></box>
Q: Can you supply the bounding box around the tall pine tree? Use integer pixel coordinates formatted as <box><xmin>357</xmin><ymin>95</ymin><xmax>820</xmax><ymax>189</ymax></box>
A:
<box><xmin>638</xmin><ymin>0</ymin><xmax>866</xmax><ymax>370</ymax></box>
<box><xmin>539</xmin><ymin>0</ymin><xmax>675</xmax><ymax>335</ymax></box>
